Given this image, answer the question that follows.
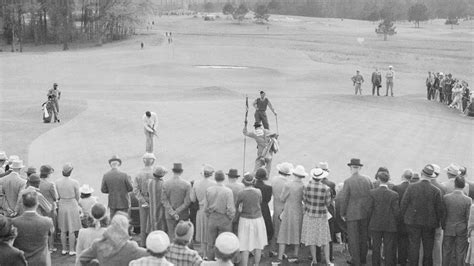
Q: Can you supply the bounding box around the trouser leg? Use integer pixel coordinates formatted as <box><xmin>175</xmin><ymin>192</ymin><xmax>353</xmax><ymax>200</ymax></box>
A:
<box><xmin>421</xmin><ymin>226</ymin><xmax>436</xmax><ymax>266</ymax></box>
<box><xmin>347</xmin><ymin>220</ymin><xmax>361</xmax><ymax>265</ymax></box>
<box><xmin>407</xmin><ymin>225</ymin><xmax>422</xmax><ymax>266</ymax></box>
<box><xmin>145</xmin><ymin>131</ymin><xmax>154</xmax><ymax>153</ymax></box>
<box><xmin>432</xmin><ymin>227</ymin><xmax>442</xmax><ymax>266</ymax></box>
<box><xmin>383</xmin><ymin>232</ymin><xmax>396</xmax><ymax>266</ymax></box>
<box><xmin>359</xmin><ymin>219</ymin><xmax>368</xmax><ymax>264</ymax></box>
<box><xmin>260</xmin><ymin>112</ymin><xmax>269</xmax><ymax>129</ymax></box>
<box><xmin>139</xmin><ymin>206</ymin><xmax>150</xmax><ymax>247</ymax></box>
<box><xmin>371</xmin><ymin>231</ymin><xmax>382</xmax><ymax>266</ymax></box>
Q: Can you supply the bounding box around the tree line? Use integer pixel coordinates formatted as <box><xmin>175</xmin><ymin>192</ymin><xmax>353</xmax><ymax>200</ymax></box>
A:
<box><xmin>0</xmin><ymin>0</ymin><xmax>156</xmax><ymax>52</ymax></box>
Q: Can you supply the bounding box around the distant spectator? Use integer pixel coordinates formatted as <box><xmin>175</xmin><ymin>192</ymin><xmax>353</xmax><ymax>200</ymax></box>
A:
<box><xmin>149</xmin><ymin>166</ymin><xmax>168</xmax><ymax>232</ymax></box>
<box><xmin>55</xmin><ymin>163</ymin><xmax>81</xmax><ymax>255</ymax></box>
<box><xmin>15</xmin><ymin>173</ymin><xmax>52</xmax><ymax>216</ymax></box>
<box><xmin>371</xmin><ymin>68</ymin><xmax>382</xmax><ymax>96</ymax></box>
<box><xmin>101</xmin><ymin>155</ymin><xmax>133</xmax><ymax>218</ymax></box>
<box><xmin>190</xmin><ymin>164</ymin><xmax>216</xmax><ymax>258</ymax></box>
<box><xmin>166</xmin><ymin>220</ymin><xmax>203</xmax><ymax>266</ymax></box>
<box><xmin>133</xmin><ymin>152</ymin><xmax>156</xmax><ymax>247</ymax></box>
<box><xmin>161</xmin><ymin>163</ymin><xmax>191</xmax><ymax>240</ymax></box>
<box><xmin>385</xmin><ymin>65</ymin><xmax>394</xmax><ymax>96</ymax></box>
<box><xmin>79</xmin><ymin>212</ymin><xmax>147</xmax><ymax>266</ymax></box>
<box><xmin>12</xmin><ymin>191</ymin><xmax>54</xmax><ymax>266</ymax></box>
<box><xmin>351</xmin><ymin>70</ymin><xmax>364</xmax><ymax>95</ymax></box>
<box><xmin>0</xmin><ymin>160</ymin><xmax>26</xmax><ymax>217</ymax></box>
<box><xmin>0</xmin><ymin>215</ymin><xmax>27</xmax><ymax>266</ymax></box>
<box><xmin>442</xmin><ymin>176</ymin><xmax>471</xmax><ymax>265</ymax></box>
<box><xmin>38</xmin><ymin>164</ymin><xmax>58</xmax><ymax>252</ymax></box>
<box><xmin>130</xmin><ymin>230</ymin><xmax>172</xmax><ymax>266</ymax></box>
<box><xmin>75</xmin><ymin>203</ymin><xmax>109</xmax><ymax>266</ymax></box>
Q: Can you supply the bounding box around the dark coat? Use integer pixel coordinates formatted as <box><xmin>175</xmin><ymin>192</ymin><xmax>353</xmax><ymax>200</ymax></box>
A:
<box><xmin>322</xmin><ymin>178</ymin><xmax>336</xmax><ymax>216</ymax></box>
<box><xmin>101</xmin><ymin>168</ymin><xmax>133</xmax><ymax>209</ymax></box>
<box><xmin>442</xmin><ymin>191</ymin><xmax>472</xmax><ymax>236</ymax></box>
<box><xmin>0</xmin><ymin>242</ymin><xmax>27</xmax><ymax>266</ymax></box>
<box><xmin>340</xmin><ymin>173</ymin><xmax>373</xmax><ymax>221</ymax></box>
<box><xmin>12</xmin><ymin>212</ymin><xmax>54</xmax><ymax>266</ymax></box>
<box><xmin>368</xmin><ymin>186</ymin><xmax>400</xmax><ymax>232</ymax></box>
<box><xmin>255</xmin><ymin>180</ymin><xmax>274</xmax><ymax>241</ymax></box>
<box><xmin>400</xmin><ymin>179</ymin><xmax>444</xmax><ymax>228</ymax></box>
<box><xmin>393</xmin><ymin>181</ymin><xmax>410</xmax><ymax>233</ymax></box>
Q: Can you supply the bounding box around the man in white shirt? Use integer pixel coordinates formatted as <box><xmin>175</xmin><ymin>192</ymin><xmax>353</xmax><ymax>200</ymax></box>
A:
<box><xmin>143</xmin><ymin>111</ymin><xmax>158</xmax><ymax>153</ymax></box>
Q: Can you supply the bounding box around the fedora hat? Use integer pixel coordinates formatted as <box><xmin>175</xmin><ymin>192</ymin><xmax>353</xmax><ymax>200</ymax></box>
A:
<box><xmin>0</xmin><ymin>151</ymin><xmax>7</xmax><ymax>161</ymax></box>
<box><xmin>445</xmin><ymin>163</ymin><xmax>461</xmax><ymax>176</ymax></box>
<box><xmin>79</xmin><ymin>184</ymin><xmax>95</xmax><ymax>194</ymax></box>
<box><xmin>311</xmin><ymin>167</ymin><xmax>329</xmax><ymax>180</ymax></box>
<box><xmin>147</xmin><ymin>230</ymin><xmax>170</xmax><ymax>253</ymax></box>
<box><xmin>421</xmin><ymin>164</ymin><xmax>436</xmax><ymax>178</ymax></box>
<box><xmin>318</xmin><ymin>162</ymin><xmax>330</xmax><ymax>172</ymax></box>
<box><xmin>108</xmin><ymin>155</ymin><xmax>122</xmax><ymax>165</ymax></box>
<box><xmin>10</xmin><ymin>160</ymin><xmax>24</xmax><ymax>169</ymax></box>
<box><xmin>242</xmin><ymin>173</ymin><xmax>255</xmax><ymax>185</ymax></box>
<box><xmin>226</xmin><ymin>169</ymin><xmax>240</xmax><ymax>178</ymax></box>
<box><xmin>276</xmin><ymin>162</ymin><xmax>293</xmax><ymax>176</ymax></box>
<box><xmin>432</xmin><ymin>164</ymin><xmax>441</xmax><ymax>176</ymax></box>
<box><xmin>172</xmin><ymin>163</ymin><xmax>183</xmax><ymax>173</ymax></box>
<box><xmin>347</xmin><ymin>158</ymin><xmax>363</xmax><ymax>167</ymax></box>
<box><xmin>202</xmin><ymin>164</ymin><xmax>215</xmax><ymax>176</ymax></box>
<box><xmin>153</xmin><ymin>166</ymin><xmax>168</xmax><ymax>178</ymax></box>
<box><xmin>293</xmin><ymin>165</ymin><xmax>308</xmax><ymax>178</ymax></box>
<box><xmin>26</xmin><ymin>166</ymin><xmax>37</xmax><ymax>175</ymax></box>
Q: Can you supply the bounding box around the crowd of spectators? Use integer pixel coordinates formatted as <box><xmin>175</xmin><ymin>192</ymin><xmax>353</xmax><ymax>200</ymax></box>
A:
<box><xmin>0</xmin><ymin>149</ymin><xmax>473</xmax><ymax>266</ymax></box>
<box><xmin>425</xmin><ymin>71</ymin><xmax>474</xmax><ymax>116</ymax></box>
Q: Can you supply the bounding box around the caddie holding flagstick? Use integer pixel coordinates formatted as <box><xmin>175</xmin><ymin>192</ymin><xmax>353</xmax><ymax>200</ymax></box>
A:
<box><xmin>143</xmin><ymin>111</ymin><xmax>158</xmax><ymax>153</ymax></box>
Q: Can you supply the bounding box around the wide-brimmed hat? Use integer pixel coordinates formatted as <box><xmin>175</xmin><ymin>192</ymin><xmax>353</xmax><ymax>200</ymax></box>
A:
<box><xmin>421</xmin><ymin>164</ymin><xmax>436</xmax><ymax>178</ymax></box>
<box><xmin>226</xmin><ymin>169</ymin><xmax>240</xmax><ymax>178</ymax></box>
<box><xmin>318</xmin><ymin>162</ymin><xmax>330</xmax><ymax>172</ymax></box>
<box><xmin>40</xmin><ymin>165</ymin><xmax>54</xmax><ymax>175</ymax></box>
<box><xmin>293</xmin><ymin>165</ymin><xmax>308</xmax><ymax>178</ymax></box>
<box><xmin>26</xmin><ymin>166</ymin><xmax>37</xmax><ymax>175</ymax></box>
<box><xmin>142</xmin><ymin>153</ymin><xmax>156</xmax><ymax>160</ymax></box>
<box><xmin>108</xmin><ymin>155</ymin><xmax>122</xmax><ymax>165</ymax></box>
<box><xmin>215</xmin><ymin>232</ymin><xmax>240</xmax><ymax>254</ymax></box>
<box><xmin>174</xmin><ymin>220</ymin><xmax>194</xmax><ymax>243</ymax></box>
<box><xmin>276</xmin><ymin>162</ymin><xmax>293</xmax><ymax>176</ymax></box>
<box><xmin>0</xmin><ymin>151</ymin><xmax>7</xmax><ymax>161</ymax></box>
<box><xmin>172</xmin><ymin>163</ymin><xmax>183</xmax><ymax>173</ymax></box>
<box><xmin>79</xmin><ymin>184</ymin><xmax>94</xmax><ymax>194</ymax></box>
<box><xmin>10</xmin><ymin>160</ymin><xmax>24</xmax><ymax>169</ymax></box>
<box><xmin>27</xmin><ymin>173</ymin><xmax>41</xmax><ymax>184</ymax></box>
<box><xmin>347</xmin><ymin>158</ymin><xmax>363</xmax><ymax>167</ymax></box>
<box><xmin>310</xmin><ymin>167</ymin><xmax>329</xmax><ymax>180</ymax></box>
<box><xmin>255</xmin><ymin>168</ymin><xmax>267</xmax><ymax>180</ymax></box>
<box><xmin>242</xmin><ymin>173</ymin><xmax>255</xmax><ymax>185</ymax></box>
<box><xmin>445</xmin><ymin>163</ymin><xmax>461</xmax><ymax>176</ymax></box>
<box><xmin>147</xmin><ymin>230</ymin><xmax>170</xmax><ymax>253</ymax></box>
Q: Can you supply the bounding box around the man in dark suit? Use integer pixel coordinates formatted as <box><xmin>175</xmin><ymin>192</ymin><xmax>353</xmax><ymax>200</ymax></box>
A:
<box><xmin>101</xmin><ymin>155</ymin><xmax>133</xmax><ymax>218</ymax></box>
<box><xmin>340</xmin><ymin>158</ymin><xmax>373</xmax><ymax>266</ymax></box>
<box><xmin>368</xmin><ymin>171</ymin><xmax>399</xmax><ymax>266</ymax></box>
<box><xmin>393</xmin><ymin>169</ymin><xmax>413</xmax><ymax>266</ymax></box>
<box><xmin>400</xmin><ymin>164</ymin><xmax>444</xmax><ymax>266</ymax></box>
<box><xmin>12</xmin><ymin>191</ymin><xmax>54</xmax><ymax>266</ymax></box>
<box><xmin>442</xmin><ymin>176</ymin><xmax>472</xmax><ymax>266</ymax></box>
<box><xmin>430</xmin><ymin>163</ymin><xmax>447</xmax><ymax>266</ymax></box>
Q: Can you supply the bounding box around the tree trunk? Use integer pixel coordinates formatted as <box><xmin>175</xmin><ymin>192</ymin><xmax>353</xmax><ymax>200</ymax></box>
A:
<box><xmin>17</xmin><ymin>7</ymin><xmax>22</xmax><ymax>52</ymax></box>
<box><xmin>63</xmin><ymin>0</ymin><xmax>69</xmax><ymax>50</ymax></box>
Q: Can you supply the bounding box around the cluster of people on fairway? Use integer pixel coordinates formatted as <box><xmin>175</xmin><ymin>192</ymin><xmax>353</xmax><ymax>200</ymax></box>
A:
<box><xmin>351</xmin><ymin>66</ymin><xmax>395</xmax><ymax>96</ymax></box>
<box><xmin>425</xmin><ymin>71</ymin><xmax>474</xmax><ymax>116</ymax></box>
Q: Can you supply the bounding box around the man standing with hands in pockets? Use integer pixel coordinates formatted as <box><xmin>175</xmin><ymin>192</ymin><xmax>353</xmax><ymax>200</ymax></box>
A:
<box><xmin>143</xmin><ymin>111</ymin><xmax>158</xmax><ymax>153</ymax></box>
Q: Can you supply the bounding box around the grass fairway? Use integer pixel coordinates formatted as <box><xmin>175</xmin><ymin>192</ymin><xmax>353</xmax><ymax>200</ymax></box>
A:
<box><xmin>1</xmin><ymin>15</ymin><xmax>472</xmax><ymax>210</ymax></box>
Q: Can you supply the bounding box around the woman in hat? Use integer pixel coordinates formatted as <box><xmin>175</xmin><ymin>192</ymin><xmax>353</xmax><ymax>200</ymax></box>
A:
<box><xmin>276</xmin><ymin>165</ymin><xmax>306</xmax><ymax>263</ymax></box>
<box><xmin>236</xmin><ymin>173</ymin><xmax>268</xmax><ymax>266</ymax></box>
<box><xmin>75</xmin><ymin>203</ymin><xmax>109</xmax><ymax>266</ymax></box>
<box><xmin>79</xmin><ymin>184</ymin><xmax>98</xmax><ymax>220</ymax></box>
<box><xmin>302</xmin><ymin>168</ymin><xmax>333</xmax><ymax>266</ymax></box>
<box><xmin>79</xmin><ymin>212</ymin><xmax>147</xmax><ymax>266</ymax></box>
<box><xmin>0</xmin><ymin>215</ymin><xmax>27</xmax><ymax>265</ymax></box>
<box><xmin>254</xmin><ymin>168</ymin><xmax>274</xmax><ymax>245</ymax></box>
<box><xmin>55</xmin><ymin>163</ymin><xmax>82</xmax><ymax>255</ymax></box>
